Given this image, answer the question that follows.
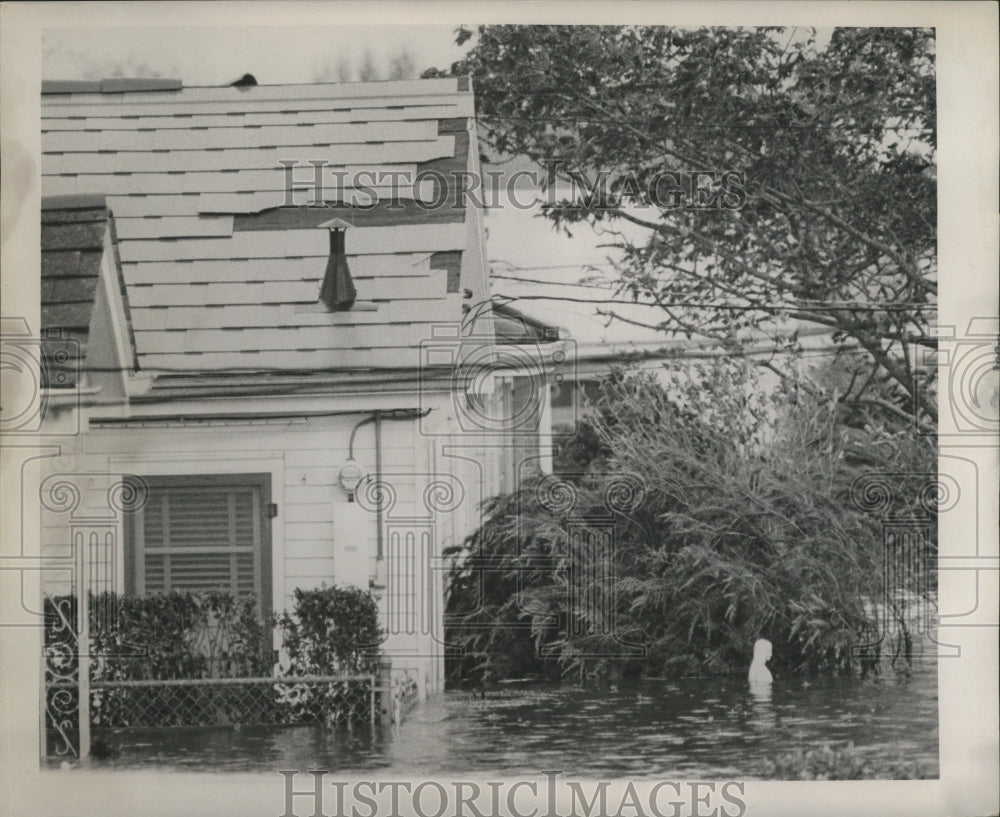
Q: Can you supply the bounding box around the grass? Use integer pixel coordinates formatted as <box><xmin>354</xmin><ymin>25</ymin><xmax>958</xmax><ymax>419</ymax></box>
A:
<box><xmin>762</xmin><ymin>741</ymin><xmax>935</xmax><ymax>780</ymax></box>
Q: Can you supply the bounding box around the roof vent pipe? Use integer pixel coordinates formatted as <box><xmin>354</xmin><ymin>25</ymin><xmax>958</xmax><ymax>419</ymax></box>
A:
<box><xmin>318</xmin><ymin>218</ymin><xmax>356</xmax><ymax>311</ymax></box>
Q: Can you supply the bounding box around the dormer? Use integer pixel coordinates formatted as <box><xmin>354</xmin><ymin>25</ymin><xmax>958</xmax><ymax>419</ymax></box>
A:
<box><xmin>40</xmin><ymin>195</ymin><xmax>139</xmax><ymax>407</ymax></box>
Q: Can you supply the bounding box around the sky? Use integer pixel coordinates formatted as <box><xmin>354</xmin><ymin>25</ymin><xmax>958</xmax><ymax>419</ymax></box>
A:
<box><xmin>42</xmin><ymin>25</ymin><xmax>469</xmax><ymax>85</ymax></box>
<box><xmin>40</xmin><ymin>24</ymin><xmax>833</xmax><ymax>85</ymax></box>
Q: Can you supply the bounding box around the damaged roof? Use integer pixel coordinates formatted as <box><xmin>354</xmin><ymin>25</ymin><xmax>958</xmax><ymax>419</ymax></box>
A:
<box><xmin>41</xmin><ymin>77</ymin><xmax>485</xmax><ymax>378</ymax></box>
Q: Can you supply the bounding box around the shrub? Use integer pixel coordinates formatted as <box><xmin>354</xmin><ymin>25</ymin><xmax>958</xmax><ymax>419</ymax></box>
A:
<box><xmin>446</xmin><ymin>361</ymin><xmax>936</xmax><ymax>683</ymax></box>
<box><xmin>45</xmin><ymin>591</ymin><xmax>271</xmax><ymax>681</ymax></box>
<box><xmin>276</xmin><ymin>584</ymin><xmax>382</xmax><ymax>676</ymax></box>
<box><xmin>44</xmin><ymin>588</ymin><xmax>383</xmax><ymax>730</ymax></box>
<box><xmin>44</xmin><ymin>591</ymin><xmax>273</xmax><ymax>729</ymax></box>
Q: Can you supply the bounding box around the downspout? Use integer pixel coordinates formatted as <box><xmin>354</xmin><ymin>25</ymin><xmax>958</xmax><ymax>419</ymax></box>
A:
<box><xmin>374</xmin><ymin>410</ymin><xmax>383</xmax><ymax>560</ymax></box>
<box><xmin>347</xmin><ymin>413</ymin><xmax>381</xmax><ymax>561</ymax></box>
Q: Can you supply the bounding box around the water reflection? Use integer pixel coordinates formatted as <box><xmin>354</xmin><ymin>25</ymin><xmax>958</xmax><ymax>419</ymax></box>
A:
<box><xmin>94</xmin><ymin>668</ymin><xmax>938</xmax><ymax>779</ymax></box>
<box><xmin>748</xmin><ymin>682</ymin><xmax>776</xmax><ymax>729</ymax></box>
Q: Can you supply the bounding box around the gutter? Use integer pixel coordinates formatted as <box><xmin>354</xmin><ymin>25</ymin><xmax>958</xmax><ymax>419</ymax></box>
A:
<box><xmin>126</xmin><ymin>370</ymin><xmax>458</xmax><ymax>403</ymax></box>
<box><xmin>43</xmin><ymin>386</ymin><xmax>103</xmax><ymax>406</ymax></box>
<box><xmin>88</xmin><ymin>406</ymin><xmax>431</xmax><ymax>426</ymax></box>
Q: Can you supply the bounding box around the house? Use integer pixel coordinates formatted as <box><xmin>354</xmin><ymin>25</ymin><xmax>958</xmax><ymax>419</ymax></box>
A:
<box><xmin>38</xmin><ymin>76</ymin><xmax>556</xmax><ymax>698</ymax></box>
<box><xmin>490</xmin><ymin>269</ymin><xmax>840</xmax><ymax>437</ymax></box>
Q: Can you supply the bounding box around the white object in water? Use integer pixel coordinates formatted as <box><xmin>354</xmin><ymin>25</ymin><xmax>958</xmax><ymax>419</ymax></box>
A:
<box><xmin>748</xmin><ymin>638</ymin><xmax>773</xmax><ymax>684</ymax></box>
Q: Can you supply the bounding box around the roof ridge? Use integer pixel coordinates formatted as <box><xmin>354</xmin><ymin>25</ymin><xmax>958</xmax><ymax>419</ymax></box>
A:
<box><xmin>41</xmin><ymin>193</ymin><xmax>108</xmax><ymax>210</ymax></box>
<box><xmin>42</xmin><ymin>76</ymin><xmax>470</xmax><ymax>95</ymax></box>
<box><xmin>42</xmin><ymin>78</ymin><xmax>183</xmax><ymax>95</ymax></box>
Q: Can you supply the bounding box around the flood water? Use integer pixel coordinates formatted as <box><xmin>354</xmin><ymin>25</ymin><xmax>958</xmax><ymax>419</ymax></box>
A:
<box><xmin>93</xmin><ymin>668</ymin><xmax>938</xmax><ymax>779</ymax></box>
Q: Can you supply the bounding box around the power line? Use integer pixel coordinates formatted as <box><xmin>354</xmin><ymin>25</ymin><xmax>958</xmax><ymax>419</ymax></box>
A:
<box><xmin>492</xmin><ymin>260</ymin><xmax>618</xmax><ymax>272</ymax></box>
<box><xmin>491</xmin><ymin>275</ymin><xmax>617</xmax><ymax>290</ymax></box>
<box><xmin>492</xmin><ymin>287</ymin><xmax>935</xmax><ymax>314</ymax></box>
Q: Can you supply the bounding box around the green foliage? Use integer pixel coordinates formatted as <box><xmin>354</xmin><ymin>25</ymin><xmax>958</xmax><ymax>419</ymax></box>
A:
<box><xmin>446</xmin><ymin>363</ymin><xmax>936</xmax><ymax>682</ymax></box>
<box><xmin>444</xmin><ymin>489</ymin><xmax>566</xmax><ymax>686</ymax></box>
<box><xmin>276</xmin><ymin>584</ymin><xmax>382</xmax><ymax>676</ymax></box>
<box><xmin>762</xmin><ymin>742</ymin><xmax>932</xmax><ymax>780</ymax></box>
<box><xmin>92</xmin><ymin>591</ymin><xmax>209</xmax><ymax>681</ymax></box>
<box><xmin>45</xmin><ymin>591</ymin><xmax>271</xmax><ymax>681</ymax></box>
<box><xmin>440</xmin><ymin>26</ymin><xmax>936</xmax><ymax>429</ymax></box>
<box><xmin>191</xmin><ymin>590</ymin><xmax>273</xmax><ymax>678</ymax></box>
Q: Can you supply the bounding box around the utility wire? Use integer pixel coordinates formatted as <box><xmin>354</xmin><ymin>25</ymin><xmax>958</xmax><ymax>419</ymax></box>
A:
<box><xmin>491</xmin><ymin>286</ymin><xmax>935</xmax><ymax>314</ymax></box>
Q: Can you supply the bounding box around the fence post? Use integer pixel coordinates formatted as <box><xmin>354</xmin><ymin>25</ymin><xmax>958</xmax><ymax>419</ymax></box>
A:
<box><xmin>76</xmin><ymin>537</ymin><xmax>91</xmax><ymax>760</ymax></box>
<box><xmin>377</xmin><ymin>658</ymin><xmax>393</xmax><ymax>724</ymax></box>
<box><xmin>39</xmin><ymin>636</ymin><xmax>47</xmax><ymax>762</ymax></box>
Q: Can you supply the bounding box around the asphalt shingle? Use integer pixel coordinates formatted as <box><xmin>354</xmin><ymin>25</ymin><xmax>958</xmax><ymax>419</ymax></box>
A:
<box><xmin>41</xmin><ymin>78</ymin><xmax>481</xmax><ymax>375</ymax></box>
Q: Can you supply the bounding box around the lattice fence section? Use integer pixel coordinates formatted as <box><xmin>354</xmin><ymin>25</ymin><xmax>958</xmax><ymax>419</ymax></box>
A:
<box><xmin>41</xmin><ymin>594</ymin><xmax>419</xmax><ymax>759</ymax></box>
<box><xmin>390</xmin><ymin>670</ymin><xmax>419</xmax><ymax>724</ymax></box>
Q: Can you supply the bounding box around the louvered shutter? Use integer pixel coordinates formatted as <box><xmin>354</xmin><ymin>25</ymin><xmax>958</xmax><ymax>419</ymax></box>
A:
<box><xmin>129</xmin><ymin>478</ymin><xmax>268</xmax><ymax>615</ymax></box>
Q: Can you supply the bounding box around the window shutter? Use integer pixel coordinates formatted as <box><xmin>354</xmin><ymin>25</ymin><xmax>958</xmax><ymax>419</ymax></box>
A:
<box><xmin>136</xmin><ymin>484</ymin><xmax>262</xmax><ymax>600</ymax></box>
